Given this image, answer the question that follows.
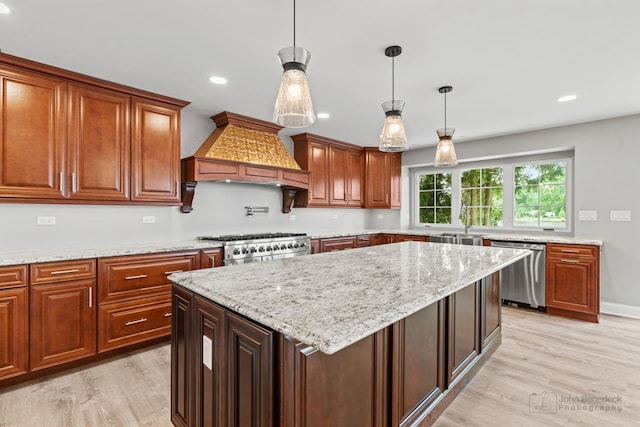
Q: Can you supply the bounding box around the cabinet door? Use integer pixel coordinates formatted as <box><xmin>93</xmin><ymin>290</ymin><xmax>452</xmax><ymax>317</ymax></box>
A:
<box><xmin>546</xmin><ymin>255</ymin><xmax>599</xmax><ymax>319</ymax></box>
<box><xmin>347</xmin><ymin>149</ymin><xmax>363</xmax><ymax>206</ymax></box>
<box><xmin>68</xmin><ymin>83</ymin><xmax>130</xmax><ymax>200</ymax></box>
<box><xmin>0</xmin><ymin>65</ymin><xmax>66</xmax><ymax>199</ymax></box>
<box><xmin>390</xmin><ymin>152</ymin><xmax>401</xmax><ymax>209</ymax></box>
<box><xmin>227</xmin><ymin>312</ymin><xmax>274</xmax><ymax>427</ymax></box>
<box><xmin>329</xmin><ymin>145</ymin><xmax>348</xmax><ymax>206</ymax></box>
<box><xmin>30</xmin><ymin>279</ymin><xmax>96</xmax><ymax>371</ymax></box>
<box><xmin>305</xmin><ymin>141</ymin><xmax>330</xmax><ymax>206</ymax></box>
<box><xmin>394</xmin><ymin>234</ymin><xmax>427</xmax><ymax>242</ymax></box>
<box><xmin>194</xmin><ymin>296</ymin><xmax>226</xmax><ymax>427</ymax></box>
<box><xmin>391</xmin><ymin>301</ymin><xmax>445</xmax><ymax>426</ymax></box>
<box><xmin>0</xmin><ymin>287</ymin><xmax>29</xmax><ymax>380</ymax></box>
<box><xmin>364</xmin><ymin>149</ymin><xmax>391</xmax><ymax>208</ymax></box>
<box><xmin>447</xmin><ymin>283</ymin><xmax>480</xmax><ymax>386</ymax></box>
<box><xmin>309</xmin><ymin>239</ymin><xmax>321</xmax><ymax>254</ymax></box>
<box><xmin>480</xmin><ymin>273</ymin><xmax>501</xmax><ymax>351</ymax></box>
<box><xmin>171</xmin><ymin>286</ymin><xmax>193</xmax><ymax>427</ymax></box>
<box><xmin>131</xmin><ymin>97</ymin><xmax>180</xmax><ymax>203</ymax></box>
<box><xmin>201</xmin><ymin>248</ymin><xmax>224</xmax><ymax>269</ymax></box>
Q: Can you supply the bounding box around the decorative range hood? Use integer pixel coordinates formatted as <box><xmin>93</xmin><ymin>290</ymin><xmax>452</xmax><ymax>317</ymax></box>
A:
<box><xmin>181</xmin><ymin>111</ymin><xmax>309</xmax><ymax>213</ymax></box>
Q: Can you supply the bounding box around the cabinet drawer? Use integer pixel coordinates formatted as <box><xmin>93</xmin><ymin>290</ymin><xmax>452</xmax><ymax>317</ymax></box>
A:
<box><xmin>30</xmin><ymin>259</ymin><xmax>96</xmax><ymax>285</ymax></box>
<box><xmin>98</xmin><ymin>251</ymin><xmax>200</xmax><ymax>304</ymax></box>
<box><xmin>547</xmin><ymin>243</ymin><xmax>598</xmax><ymax>258</ymax></box>
<box><xmin>98</xmin><ymin>294</ymin><xmax>172</xmax><ymax>352</ymax></box>
<box><xmin>0</xmin><ymin>265</ymin><xmax>28</xmax><ymax>289</ymax></box>
<box><xmin>320</xmin><ymin>237</ymin><xmax>357</xmax><ymax>252</ymax></box>
<box><xmin>356</xmin><ymin>235</ymin><xmax>372</xmax><ymax>247</ymax></box>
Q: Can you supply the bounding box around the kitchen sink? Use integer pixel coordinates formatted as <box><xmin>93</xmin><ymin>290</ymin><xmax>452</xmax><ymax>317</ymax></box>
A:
<box><xmin>430</xmin><ymin>233</ymin><xmax>484</xmax><ymax>246</ymax></box>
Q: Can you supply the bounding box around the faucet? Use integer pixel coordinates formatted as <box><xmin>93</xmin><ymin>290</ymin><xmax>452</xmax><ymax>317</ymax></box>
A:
<box><xmin>460</xmin><ymin>202</ymin><xmax>471</xmax><ymax>235</ymax></box>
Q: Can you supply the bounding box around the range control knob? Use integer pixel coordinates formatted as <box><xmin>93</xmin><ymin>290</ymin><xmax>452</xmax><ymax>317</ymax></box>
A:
<box><xmin>233</xmin><ymin>248</ymin><xmax>241</xmax><ymax>255</ymax></box>
<box><xmin>258</xmin><ymin>247</ymin><xmax>265</xmax><ymax>252</ymax></box>
<box><xmin>250</xmin><ymin>247</ymin><xmax>257</xmax><ymax>253</ymax></box>
<box><xmin>266</xmin><ymin>246</ymin><xmax>272</xmax><ymax>251</ymax></box>
<box><xmin>287</xmin><ymin>243</ymin><xmax>293</xmax><ymax>249</ymax></box>
<box><xmin>293</xmin><ymin>243</ymin><xmax>300</xmax><ymax>248</ymax></box>
<box><xmin>241</xmin><ymin>247</ymin><xmax>248</xmax><ymax>254</ymax></box>
<box><xmin>299</xmin><ymin>242</ymin><xmax>306</xmax><ymax>248</ymax></box>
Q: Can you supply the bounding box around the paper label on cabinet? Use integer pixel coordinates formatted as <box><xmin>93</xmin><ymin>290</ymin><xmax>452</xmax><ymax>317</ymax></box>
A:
<box><xmin>202</xmin><ymin>335</ymin><xmax>213</xmax><ymax>370</ymax></box>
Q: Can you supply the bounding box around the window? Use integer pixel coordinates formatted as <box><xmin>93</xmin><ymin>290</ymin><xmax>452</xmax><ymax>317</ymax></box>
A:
<box><xmin>461</xmin><ymin>167</ymin><xmax>503</xmax><ymax>226</ymax></box>
<box><xmin>417</xmin><ymin>172</ymin><xmax>451</xmax><ymax>224</ymax></box>
<box><xmin>514</xmin><ymin>161</ymin><xmax>566</xmax><ymax>228</ymax></box>
<box><xmin>413</xmin><ymin>156</ymin><xmax>571</xmax><ymax>230</ymax></box>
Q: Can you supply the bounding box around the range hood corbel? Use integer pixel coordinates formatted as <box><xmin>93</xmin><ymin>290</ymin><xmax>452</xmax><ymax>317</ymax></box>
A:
<box><xmin>180</xmin><ymin>112</ymin><xmax>309</xmax><ymax>214</ymax></box>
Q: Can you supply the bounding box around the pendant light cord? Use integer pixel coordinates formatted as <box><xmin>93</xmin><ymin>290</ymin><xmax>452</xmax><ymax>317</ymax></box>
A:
<box><xmin>444</xmin><ymin>91</ymin><xmax>447</xmax><ymax>130</ymax></box>
<box><xmin>293</xmin><ymin>0</ymin><xmax>296</xmax><ymax>49</ymax></box>
<box><xmin>391</xmin><ymin>56</ymin><xmax>395</xmax><ymax>103</ymax></box>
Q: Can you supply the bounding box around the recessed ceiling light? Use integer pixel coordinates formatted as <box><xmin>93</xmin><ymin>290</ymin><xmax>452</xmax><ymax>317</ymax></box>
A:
<box><xmin>0</xmin><ymin>3</ymin><xmax>11</xmax><ymax>14</ymax></box>
<box><xmin>317</xmin><ymin>112</ymin><xmax>330</xmax><ymax>119</ymax></box>
<box><xmin>209</xmin><ymin>76</ymin><xmax>227</xmax><ymax>85</ymax></box>
<box><xmin>557</xmin><ymin>94</ymin><xmax>577</xmax><ymax>103</ymax></box>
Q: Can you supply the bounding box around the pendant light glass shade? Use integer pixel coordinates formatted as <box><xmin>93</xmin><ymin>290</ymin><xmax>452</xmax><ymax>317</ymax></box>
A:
<box><xmin>434</xmin><ymin>128</ymin><xmax>458</xmax><ymax>167</ymax></box>
<box><xmin>434</xmin><ymin>86</ymin><xmax>458</xmax><ymax>167</ymax></box>
<box><xmin>274</xmin><ymin>47</ymin><xmax>315</xmax><ymax>128</ymax></box>
<box><xmin>379</xmin><ymin>100</ymin><xmax>408</xmax><ymax>152</ymax></box>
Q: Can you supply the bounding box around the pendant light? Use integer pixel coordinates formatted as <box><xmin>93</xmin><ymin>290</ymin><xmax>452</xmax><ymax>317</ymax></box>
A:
<box><xmin>434</xmin><ymin>85</ymin><xmax>458</xmax><ymax>167</ymax></box>
<box><xmin>273</xmin><ymin>0</ymin><xmax>315</xmax><ymax>128</ymax></box>
<box><xmin>379</xmin><ymin>46</ymin><xmax>408</xmax><ymax>152</ymax></box>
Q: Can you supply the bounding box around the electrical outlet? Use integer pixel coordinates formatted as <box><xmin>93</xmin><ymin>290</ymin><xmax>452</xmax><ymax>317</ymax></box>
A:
<box><xmin>36</xmin><ymin>216</ymin><xmax>56</xmax><ymax>226</ymax></box>
<box><xmin>610</xmin><ymin>211</ymin><xmax>631</xmax><ymax>221</ymax></box>
<box><xmin>142</xmin><ymin>215</ymin><xmax>156</xmax><ymax>224</ymax></box>
<box><xmin>332</xmin><ymin>214</ymin><xmax>339</xmax><ymax>220</ymax></box>
<box><xmin>377</xmin><ymin>214</ymin><xmax>384</xmax><ymax>219</ymax></box>
<box><xmin>578</xmin><ymin>211</ymin><xmax>597</xmax><ymax>221</ymax></box>
<box><xmin>289</xmin><ymin>214</ymin><xmax>296</xmax><ymax>221</ymax></box>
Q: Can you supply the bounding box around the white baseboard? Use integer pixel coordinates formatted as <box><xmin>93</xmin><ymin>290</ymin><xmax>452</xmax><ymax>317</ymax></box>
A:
<box><xmin>601</xmin><ymin>302</ymin><xmax>640</xmax><ymax>319</ymax></box>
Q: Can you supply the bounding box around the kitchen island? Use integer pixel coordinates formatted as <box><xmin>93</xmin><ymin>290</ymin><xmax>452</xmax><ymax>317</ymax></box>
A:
<box><xmin>169</xmin><ymin>241</ymin><xmax>530</xmax><ymax>427</ymax></box>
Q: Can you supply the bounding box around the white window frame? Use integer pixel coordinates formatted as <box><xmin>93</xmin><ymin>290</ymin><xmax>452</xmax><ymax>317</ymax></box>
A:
<box><xmin>411</xmin><ymin>154</ymin><xmax>573</xmax><ymax>233</ymax></box>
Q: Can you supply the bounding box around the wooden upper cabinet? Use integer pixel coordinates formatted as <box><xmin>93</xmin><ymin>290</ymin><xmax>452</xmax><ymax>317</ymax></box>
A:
<box><xmin>293</xmin><ymin>133</ymin><xmax>363</xmax><ymax>208</ymax></box>
<box><xmin>293</xmin><ymin>136</ymin><xmax>330</xmax><ymax>206</ymax></box>
<box><xmin>0</xmin><ymin>52</ymin><xmax>188</xmax><ymax>206</ymax></box>
<box><xmin>131</xmin><ymin>98</ymin><xmax>181</xmax><ymax>203</ymax></box>
<box><xmin>68</xmin><ymin>83</ymin><xmax>130</xmax><ymax>200</ymax></box>
<box><xmin>0</xmin><ymin>65</ymin><xmax>66</xmax><ymax>199</ymax></box>
<box><xmin>363</xmin><ymin>148</ymin><xmax>401</xmax><ymax>209</ymax></box>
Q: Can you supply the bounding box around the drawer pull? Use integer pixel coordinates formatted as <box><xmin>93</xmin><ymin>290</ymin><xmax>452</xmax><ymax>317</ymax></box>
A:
<box><xmin>125</xmin><ymin>274</ymin><xmax>148</xmax><ymax>280</ymax></box>
<box><xmin>164</xmin><ymin>270</ymin><xmax>183</xmax><ymax>275</ymax></box>
<box><xmin>164</xmin><ymin>312</ymin><xmax>172</xmax><ymax>317</ymax></box>
<box><xmin>560</xmin><ymin>249</ymin><xmax>580</xmax><ymax>253</ymax></box>
<box><xmin>125</xmin><ymin>318</ymin><xmax>148</xmax><ymax>326</ymax></box>
<box><xmin>51</xmin><ymin>269</ymin><xmax>80</xmax><ymax>275</ymax></box>
<box><xmin>561</xmin><ymin>259</ymin><xmax>580</xmax><ymax>263</ymax></box>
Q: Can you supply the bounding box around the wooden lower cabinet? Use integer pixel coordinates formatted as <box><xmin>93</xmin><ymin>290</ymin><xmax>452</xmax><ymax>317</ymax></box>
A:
<box><xmin>546</xmin><ymin>243</ymin><xmax>600</xmax><ymax>322</ymax></box>
<box><xmin>0</xmin><ymin>286</ymin><xmax>29</xmax><ymax>380</ymax></box>
<box><xmin>309</xmin><ymin>239</ymin><xmax>320</xmax><ymax>254</ymax></box>
<box><xmin>201</xmin><ymin>248</ymin><xmax>224</xmax><ymax>269</ymax></box>
<box><xmin>447</xmin><ymin>282</ymin><xmax>480</xmax><ymax>385</ymax></box>
<box><xmin>173</xmin><ymin>278</ymin><xmax>498</xmax><ymax>427</ymax></box>
<box><xmin>480</xmin><ymin>273</ymin><xmax>501</xmax><ymax>351</ymax></box>
<box><xmin>30</xmin><ymin>278</ymin><xmax>96</xmax><ymax>371</ymax></box>
<box><xmin>319</xmin><ymin>236</ymin><xmax>357</xmax><ymax>253</ymax></box>
<box><xmin>391</xmin><ymin>301</ymin><xmax>445</xmax><ymax>426</ymax></box>
<box><xmin>394</xmin><ymin>234</ymin><xmax>428</xmax><ymax>243</ymax></box>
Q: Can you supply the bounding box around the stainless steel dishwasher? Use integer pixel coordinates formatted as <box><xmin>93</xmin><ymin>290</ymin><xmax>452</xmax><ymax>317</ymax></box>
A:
<box><xmin>489</xmin><ymin>240</ymin><xmax>546</xmax><ymax>309</ymax></box>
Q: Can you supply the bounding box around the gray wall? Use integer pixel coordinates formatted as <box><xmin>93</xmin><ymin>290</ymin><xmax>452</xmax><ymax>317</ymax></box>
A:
<box><xmin>403</xmin><ymin>114</ymin><xmax>640</xmax><ymax>310</ymax></box>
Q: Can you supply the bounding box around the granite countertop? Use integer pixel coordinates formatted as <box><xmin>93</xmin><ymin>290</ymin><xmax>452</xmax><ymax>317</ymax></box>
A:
<box><xmin>0</xmin><ymin>240</ymin><xmax>223</xmax><ymax>267</ymax></box>
<box><xmin>310</xmin><ymin>230</ymin><xmax>603</xmax><ymax>246</ymax></box>
<box><xmin>169</xmin><ymin>241</ymin><xmax>531</xmax><ymax>355</ymax></box>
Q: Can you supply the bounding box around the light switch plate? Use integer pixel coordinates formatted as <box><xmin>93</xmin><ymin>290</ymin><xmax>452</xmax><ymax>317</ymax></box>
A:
<box><xmin>289</xmin><ymin>214</ymin><xmax>296</xmax><ymax>221</ymax></box>
<box><xmin>578</xmin><ymin>211</ymin><xmax>597</xmax><ymax>221</ymax></box>
<box><xmin>202</xmin><ymin>335</ymin><xmax>212</xmax><ymax>370</ymax></box>
<box><xmin>610</xmin><ymin>210</ymin><xmax>631</xmax><ymax>221</ymax></box>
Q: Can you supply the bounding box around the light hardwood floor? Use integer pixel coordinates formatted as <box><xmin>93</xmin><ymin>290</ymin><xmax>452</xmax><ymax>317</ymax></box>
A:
<box><xmin>1</xmin><ymin>307</ymin><xmax>639</xmax><ymax>426</ymax></box>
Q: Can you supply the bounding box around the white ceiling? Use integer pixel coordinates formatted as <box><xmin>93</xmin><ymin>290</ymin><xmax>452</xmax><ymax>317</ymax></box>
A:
<box><xmin>1</xmin><ymin>0</ymin><xmax>639</xmax><ymax>150</ymax></box>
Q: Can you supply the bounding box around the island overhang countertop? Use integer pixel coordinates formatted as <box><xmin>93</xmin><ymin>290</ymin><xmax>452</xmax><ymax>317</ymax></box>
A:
<box><xmin>169</xmin><ymin>241</ymin><xmax>530</xmax><ymax>355</ymax></box>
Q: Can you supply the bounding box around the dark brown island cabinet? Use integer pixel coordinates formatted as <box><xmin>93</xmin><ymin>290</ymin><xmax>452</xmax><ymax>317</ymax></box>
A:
<box><xmin>171</xmin><ymin>272</ymin><xmax>501</xmax><ymax>427</ymax></box>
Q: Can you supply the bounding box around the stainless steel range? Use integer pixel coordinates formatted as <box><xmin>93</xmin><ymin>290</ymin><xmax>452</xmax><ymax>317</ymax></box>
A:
<box><xmin>198</xmin><ymin>232</ymin><xmax>311</xmax><ymax>266</ymax></box>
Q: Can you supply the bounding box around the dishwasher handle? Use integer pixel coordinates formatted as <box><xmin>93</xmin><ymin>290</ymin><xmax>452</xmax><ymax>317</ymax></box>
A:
<box><xmin>489</xmin><ymin>240</ymin><xmax>546</xmax><ymax>251</ymax></box>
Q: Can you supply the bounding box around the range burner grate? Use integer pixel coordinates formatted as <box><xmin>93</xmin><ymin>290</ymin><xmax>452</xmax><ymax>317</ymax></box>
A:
<box><xmin>198</xmin><ymin>232</ymin><xmax>307</xmax><ymax>242</ymax></box>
